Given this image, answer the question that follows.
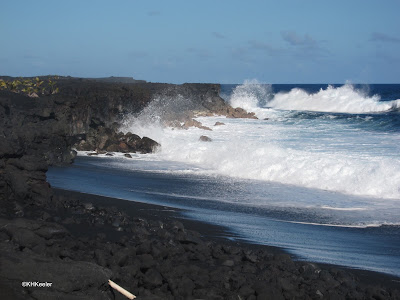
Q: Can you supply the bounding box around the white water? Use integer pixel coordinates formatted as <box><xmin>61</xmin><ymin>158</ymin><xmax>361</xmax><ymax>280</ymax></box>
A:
<box><xmin>269</xmin><ymin>83</ymin><xmax>400</xmax><ymax>114</ymax></box>
<box><xmin>116</xmin><ymin>82</ymin><xmax>400</xmax><ymax>226</ymax></box>
<box><xmin>230</xmin><ymin>80</ymin><xmax>400</xmax><ymax>114</ymax></box>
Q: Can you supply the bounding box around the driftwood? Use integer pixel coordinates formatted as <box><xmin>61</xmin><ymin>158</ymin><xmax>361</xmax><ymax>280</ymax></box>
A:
<box><xmin>108</xmin><ymin>279</ymin><xmax>136</xmax><ymax>299</ymax></box>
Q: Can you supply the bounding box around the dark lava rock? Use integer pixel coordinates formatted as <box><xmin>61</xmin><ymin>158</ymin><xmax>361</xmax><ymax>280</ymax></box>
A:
<box><xmin>139</xmin><ymin>137</ymin><xmax>160</xmax><ymax>153</ymax></box>
<box><xmin>143</xmin><ymin>268</ymin><xmax>163</xmax><ymax>288</ymax></box>
<box><xmin>199</xmin><ymin>135</ymin><xmax>212</xmax><ymax>142</ymax></box>
<box><xmin>0</xmin><ymin>241</ymin><xmax>111</xmax><ymax>299</ymax></box>
<box><xmin>214</xmin><ymin>121</ymin><xmax>225</xmax><ymax>126</ymax></box>
<box><xmin>77</xmin><ymin>128</ymin><xmax>160</xmax><ymax>154</ymax></box>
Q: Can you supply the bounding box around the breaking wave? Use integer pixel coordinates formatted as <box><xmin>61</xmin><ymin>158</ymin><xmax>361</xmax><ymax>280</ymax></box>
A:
<box><xmin>229</xmin><ymin>81</ymin><xmax>400</xmax><ymax>114</ymax></box>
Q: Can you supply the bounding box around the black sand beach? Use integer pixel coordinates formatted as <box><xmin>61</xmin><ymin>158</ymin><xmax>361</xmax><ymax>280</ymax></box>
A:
<box><xmin>1</xmin><ymin>187</ymin><xmax>400</xmax><ymax>299</ymax></box>
<box><xmin>53</xmin><ymin>188</ymin><xmax>400</xmax><ymax>291</ymax></box>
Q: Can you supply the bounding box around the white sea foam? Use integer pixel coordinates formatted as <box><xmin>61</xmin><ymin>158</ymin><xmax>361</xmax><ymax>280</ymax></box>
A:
<box><xmin>229</xmin><ymin>79</ymin><xmax>272</xmax><ymax>111</ymax></box>
<box><xmin>269</xmin><ymin>85</ymin><xmax>400</xmax><ymax>113</ymax></box>
<box><xmin>319</xmin><ymin>206</ymin><xmax>367</xmax><ymax>211</ymax></box>
<box><xmin>119</xmin><ymin>112</ymin><xmax>400</xmax><ymax>200</ymax></box>
<box><xmin>281</xmin><ymin>220</ymin><xmax>385</xmax><ymax>229</ymax></box>
<box><xmin>117</xmin><ymin>80</ymin><xmax>400</xmax><ymax>225</ymax></box>
<box><xmin>228</xmin><ymin>81</ymin><xmax>400</xmax><ymax>114</ymax></box>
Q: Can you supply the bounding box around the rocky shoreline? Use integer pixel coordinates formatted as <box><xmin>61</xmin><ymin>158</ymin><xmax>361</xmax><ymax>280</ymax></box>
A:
<box><xmin>1</xmin><ymin>77</ymin><xmax>399</xmax><ymax>299</ymax></box>
<box><xmin>0</xmin><ymin>77</ymin><xmax>255</xmax><ymax>206</ymax></box>
<box><xmin>2</xmin><ymin>188</ymin><xmax>399</xmax><ymax>299</ymax></box>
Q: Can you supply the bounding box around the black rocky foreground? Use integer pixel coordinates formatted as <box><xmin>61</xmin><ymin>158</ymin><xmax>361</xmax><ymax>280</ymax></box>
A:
<box><xmin>0</xmin><ymin>77</ymin><xmax>399</xmax><ymax>299</ymax></box>
<box><xmin>1</xmin><ymin>190</ymin><xmax>400</xmax><ymax>300</ymax></box>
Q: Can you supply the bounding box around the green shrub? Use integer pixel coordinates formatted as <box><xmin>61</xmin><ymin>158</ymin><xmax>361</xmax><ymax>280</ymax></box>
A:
<box><xmin>0</xmin><ymin>76</ymin><xmax>59</xmax><ymax>97</ymax></box>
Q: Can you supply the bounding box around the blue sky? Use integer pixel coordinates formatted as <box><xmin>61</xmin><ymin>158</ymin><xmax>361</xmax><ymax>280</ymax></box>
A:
<box><xmin>1</xmin><ymin>0</ymin><xmax>399</xmax><ymax>83</ymax></box>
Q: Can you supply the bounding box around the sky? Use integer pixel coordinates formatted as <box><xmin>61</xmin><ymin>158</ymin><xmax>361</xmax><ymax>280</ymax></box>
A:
<box><xmin>1</xmin><ymin>0</ymin><xmax>400</xmax><ymax>83</ymax></box>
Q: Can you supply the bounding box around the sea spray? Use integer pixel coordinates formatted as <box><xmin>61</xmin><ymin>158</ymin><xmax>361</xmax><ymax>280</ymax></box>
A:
<box><xmin>120</xmin><ymin>82</ymin><xmax>400</xmax><ymax>200</ymax></box>
<box><xmin>120</xmin><ymin>114</ymin><xmax>400</xmax><ymax>200</ymax></box>
<box><xmin>267</xmin><ymin>84</ymin><xmax>400</xmax><ymax>113</ymax></box>
<box><xmin>229</xmin><ymin>79</ymin><xmax>272</xmax><ymax>110</ymax></box>
<box><xmin>227</xmin><ymin>82</ymin><xmax>400</xmax><ymax>115</ymax></box>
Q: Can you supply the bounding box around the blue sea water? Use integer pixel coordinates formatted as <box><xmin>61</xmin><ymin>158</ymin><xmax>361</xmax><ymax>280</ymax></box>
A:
<box><xmin>47</xmin><ymin>82</ymin><xmax>400</xmax><ymax>276</ymax></box>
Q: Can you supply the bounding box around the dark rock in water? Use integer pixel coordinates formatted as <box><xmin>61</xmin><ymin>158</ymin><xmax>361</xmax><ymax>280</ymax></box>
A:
<box><xmin>182</xmin><ymin>118</ymin><xmax>212</xmax><ymax>131</ymax></box>
<box><xmin>105</xmin><ymin>153</ymin><xmax>113</xmax><ymax>156</ymax></box>
<box><xmin>87</xmin><ymin>152</ymin><xmax>98</xmax><ymax>156</ymax></box>
<box><xmin>125</xmin><ymin>132</ymin><xmax>142</xmax><ymax>148</ymax></box>
<box><xmin>77</xmin><ymin>127</ymin><xmax>160</xmax><ymax>154</ymax></box>
<box><xmin>214</xmin><ymin>121</ymin><xmax>225</xmax><ymax>126</ymax></box>
<box><xmin>228</xmin><ymin>107</ymin><xmax>257</xmax><ymax>119</ymax></box>
<box><xmin>124</xmin><ymin>153</ymin><xmax>132</xmax><ymax>158</ymax></box>
<box><xmin>199</xmin><ymin>135</ymin><xmax>212</xmax><ymax>142</ymax></box>
<box><xmin>139</xmin><ymin>137</ymin><xmax>160</xmax><ymax>153</ymax></box>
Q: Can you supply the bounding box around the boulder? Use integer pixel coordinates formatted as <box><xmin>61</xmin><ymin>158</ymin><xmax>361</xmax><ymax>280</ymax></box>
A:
<box><xmin>182</xmin><ymin>119</ymin><xmax>212</xmax><ymax>131</ymax></box>
<box><xmin>227</xmin><ymin>107</ymin><xmax>258</xmax><ymax>119</ymax></box>
<box><xmin>138</xmin><ymin>137</ymin><xmax>160</xmax><ymax>153</ymax></box>
<box><xmin>76</xmin><ymin>129</ymin><xmax>160</xmax><ymax>154</ymax></box>
<box><xmin>125</xmin><ymin>132</ymin><xmax>141</xmax><ymax>148</ymax></box>
<box><xmin>105</xmin><ymin>144</ymin><xmax>120</xmax><ymax>152</ymax></box>
<box><xmin>199</xmin><ymin>135</ymin><xmax>212</xmax><ymax>142</ymax></box>
<box><xmin>143</xmin><ymin>268</ymin><xmax>163</xmax><ymax>288</ymax></box>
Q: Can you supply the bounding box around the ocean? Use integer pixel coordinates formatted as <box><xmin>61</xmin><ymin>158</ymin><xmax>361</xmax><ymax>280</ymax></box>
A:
<box><xmin>47</xmin><ymin>82</ymin><xmax>400</xmax><ymax>276</ymax></box>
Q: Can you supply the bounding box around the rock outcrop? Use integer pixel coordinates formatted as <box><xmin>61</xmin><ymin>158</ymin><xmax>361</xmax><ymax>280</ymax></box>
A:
<box><xmin>75</xmin><ymin>129</ymin><xmax>160</xmax><ymax>154</ymax></box>
<box><xmin>0</xmin><ymin>77</ymin><xmax>253</xmax><ymax>207</ymax></box>
<box><xmin>199</xmin><ymin>135</ymin><xmax>212</xmax><ymax>142</ymax></box>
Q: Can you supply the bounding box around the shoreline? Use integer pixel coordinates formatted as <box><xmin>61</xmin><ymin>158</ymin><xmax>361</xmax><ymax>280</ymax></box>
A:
<box><xmin>54</xmin><ymin>188</ymin><xmax>400</xmax><ymax>290</ymax></box>
<box><xmin>47</xmin><ymin>154</ymin><xmax>400</xmax><ymax>278</ymax></box>
<box><xmin>52</xmin><ymin>188</ymin><xmax>287</xmax><ymax>255</ymax></box>
<box><xmin>1</xmin><ymin>186</ymin><xmax>399</xmax><ymax>299</ymax></box>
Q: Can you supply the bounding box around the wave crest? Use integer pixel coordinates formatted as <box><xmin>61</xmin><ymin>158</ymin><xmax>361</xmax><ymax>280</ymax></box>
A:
<box><xmin>269</xmin><ymin>84</ymin><xmax>399</xmax><ymax>113</ymax></box>
<box><xmin>229</xmin><ymin>81</ymin><xmax>400</xmax><ymax>114</ymax></box>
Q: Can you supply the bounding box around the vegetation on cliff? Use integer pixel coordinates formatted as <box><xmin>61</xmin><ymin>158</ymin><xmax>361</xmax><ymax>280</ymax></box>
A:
<box><xmin>0</xmin><ymin>76</ymin><xmax>59</xmax><ymax>97</ymax></box>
